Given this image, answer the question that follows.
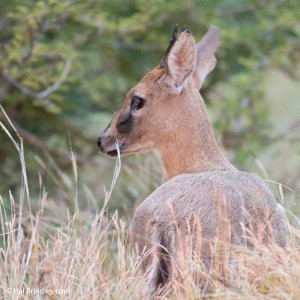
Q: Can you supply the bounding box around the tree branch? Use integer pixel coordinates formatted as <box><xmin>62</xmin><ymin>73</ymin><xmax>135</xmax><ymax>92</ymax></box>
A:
<box><xmin>11</xmin><ymin>122</ymin><xmax>96</xmax><ymax>164</ymax></box>
<box><xmin>19</xmin><ymin>28</ymin><xmax>35</xmax><ymax>65</ymax></box>
<box><xmin>2</xmin><ymin>58</ymin><xmax>72</xmax><ymax>100</ymax></box>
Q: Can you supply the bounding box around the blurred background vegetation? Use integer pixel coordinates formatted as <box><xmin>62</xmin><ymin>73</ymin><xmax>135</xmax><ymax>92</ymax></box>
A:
<box><xmin>0</xmin><ymin>0</ymin><xmax>299</xmax><ymax>223</ymax></box>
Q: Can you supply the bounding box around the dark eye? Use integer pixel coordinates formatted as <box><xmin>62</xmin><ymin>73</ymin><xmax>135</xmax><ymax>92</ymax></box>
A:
<box><xmin>131</xmin><ymin>96</ymin><xmax>144</xmax><ymax>110</ymax></box>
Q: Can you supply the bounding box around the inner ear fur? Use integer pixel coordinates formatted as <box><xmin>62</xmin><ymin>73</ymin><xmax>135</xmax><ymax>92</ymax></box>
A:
<box><xmin>163</xmin><ymin>30</ymin><xmax>197</xmax><ymax>93</ymax></box>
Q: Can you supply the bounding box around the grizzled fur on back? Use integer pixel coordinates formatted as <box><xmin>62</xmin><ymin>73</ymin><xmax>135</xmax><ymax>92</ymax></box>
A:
<box><xmin>97</xmin><ymin>26</ymin><xmax>290</xmax><ymax>295</ymax></box>
<box><xmin>130</xmin><ymin>171</ymin><xmax>288</xmax><ymax>293</ymax></box>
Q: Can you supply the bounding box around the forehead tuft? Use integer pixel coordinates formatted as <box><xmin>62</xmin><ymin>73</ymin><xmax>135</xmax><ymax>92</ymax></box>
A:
<box><xmin>139</xmin><ymin>67</ymin><xmax>164</xmax><ymax>85</ymax></box>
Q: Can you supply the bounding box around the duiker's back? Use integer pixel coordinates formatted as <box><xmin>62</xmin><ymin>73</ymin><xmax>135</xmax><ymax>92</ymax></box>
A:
<box><xmin>131</xmin><ymin>171</ymin><xmax>287</xmax><ymax>253</ymax></box>
<box><xmin>130</xmin><ymin>170</ymin><xmax>288</xmax><ymax>293</ymax></box>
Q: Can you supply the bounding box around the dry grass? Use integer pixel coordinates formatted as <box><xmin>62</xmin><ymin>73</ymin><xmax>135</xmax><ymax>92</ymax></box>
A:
<box><xmin>1</xmin><ymin>107</ymin><xmax>300</xmax><ymax>299</ymax></box>
<box><xmin>1</xmin><ymin>193</ymin><xmax>300</xmax><ymax>299</ymax></box>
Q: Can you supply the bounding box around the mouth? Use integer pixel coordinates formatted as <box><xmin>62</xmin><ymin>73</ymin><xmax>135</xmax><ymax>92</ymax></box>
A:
<box><xmin>106</xmin><ymin>144</ymin><xmax>127</xmax><ymax>157</ymax></box>
<box><xmin>107</xmin><ymin>149</ymin><xmax>118</xmax><ymax>157</ymax></box>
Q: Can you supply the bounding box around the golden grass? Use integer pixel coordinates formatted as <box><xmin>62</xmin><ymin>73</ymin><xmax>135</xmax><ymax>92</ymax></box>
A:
<box><xmin>1</xmin><ymin>193</ymin><xmax>300</xmax><ymax>299</ymax></box>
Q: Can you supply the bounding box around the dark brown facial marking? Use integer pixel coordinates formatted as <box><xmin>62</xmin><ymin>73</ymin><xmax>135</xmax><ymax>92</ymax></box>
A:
<box><xmin>116</xmin><ymin>110</ymin><xmax>133</xmax><ymax>133</ymax></box>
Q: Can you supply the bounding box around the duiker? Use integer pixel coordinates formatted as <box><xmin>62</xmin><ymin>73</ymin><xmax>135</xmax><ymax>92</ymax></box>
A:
<box><xmin>97</xmin><ymin>26</ymin><xmax>289</xmax><ymax>294</ymax></box>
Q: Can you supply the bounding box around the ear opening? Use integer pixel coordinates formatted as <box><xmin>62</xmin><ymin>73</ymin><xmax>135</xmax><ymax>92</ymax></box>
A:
<box><xmin>163</xmin><ymin>29</ymin><xmax>197</xmax><ymax>94</ymax></box>
<box><xmin>192</xmin><ymin>26</ymin><xmax>219</xmax><ymax>90</ymax></box>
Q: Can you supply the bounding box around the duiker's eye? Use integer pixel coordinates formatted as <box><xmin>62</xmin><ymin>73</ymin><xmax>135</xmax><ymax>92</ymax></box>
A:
<box><xmin>131</xmin><ymin>96</ymin><xmax>144</xmax><ymax>110</ymax></box>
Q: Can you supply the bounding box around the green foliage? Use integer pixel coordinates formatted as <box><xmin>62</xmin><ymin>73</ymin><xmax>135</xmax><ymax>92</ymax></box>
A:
<box><xmin>0</xmin><ymin>0</ymin><xmax>299</xmax><ymax>211</ymax></box>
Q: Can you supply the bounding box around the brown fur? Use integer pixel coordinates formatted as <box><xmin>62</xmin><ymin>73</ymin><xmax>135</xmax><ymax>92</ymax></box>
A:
<box><xmin>98</xmin><ymin>26</ymin><xmax>289</xmax><ymax>295</ymax></box>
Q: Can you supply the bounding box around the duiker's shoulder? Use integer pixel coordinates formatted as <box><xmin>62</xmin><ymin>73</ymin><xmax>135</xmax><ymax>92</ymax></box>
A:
<box><xmin>139</xmin><ymin>170</ymin><xmax>276</xmax><ymax>210</ymax></box>
<box><xmin>158</xmin><ymin>170</ymin><xmax>269</xmax><ymax>194</ymax></box>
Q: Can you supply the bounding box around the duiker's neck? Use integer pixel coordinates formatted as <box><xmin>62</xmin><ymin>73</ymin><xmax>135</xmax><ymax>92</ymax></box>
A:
<box><xmin>159</xmin><ymin>88</ymin><xmax>235</xmax><ymax>179</ymax></box>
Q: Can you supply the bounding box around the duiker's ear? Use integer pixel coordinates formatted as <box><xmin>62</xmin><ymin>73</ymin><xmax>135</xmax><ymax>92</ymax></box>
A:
<box><xmin>192</xmin><ymin>26</ymin><xmax>219</xmax><ymax>90</ymax></box>
<box><xmin>164</xmin><ymin>30</ymin><xmax>197</xmax><ymax>94</ymax></box>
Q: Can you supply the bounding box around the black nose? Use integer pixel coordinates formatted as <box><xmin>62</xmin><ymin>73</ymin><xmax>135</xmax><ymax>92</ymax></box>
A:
<box><xmin>97</xmin><ymin>136</ymin><xmax>103</xmax><ymax>151</ymax></box>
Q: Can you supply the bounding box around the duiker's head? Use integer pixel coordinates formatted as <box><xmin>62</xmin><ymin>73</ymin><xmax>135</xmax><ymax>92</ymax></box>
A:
<box><xmin>97</xmin><ymin>26</ymin><xmax>219</xmax><ymax>156</ymax></box>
